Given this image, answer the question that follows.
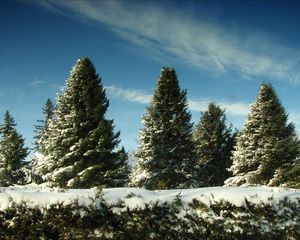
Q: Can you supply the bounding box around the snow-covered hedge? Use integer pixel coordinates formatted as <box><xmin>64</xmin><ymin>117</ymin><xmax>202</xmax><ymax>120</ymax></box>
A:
<box><xmin>0</xmin><ymin>187</ymin><xmax>299</xmax><ymax>239</ymax></box>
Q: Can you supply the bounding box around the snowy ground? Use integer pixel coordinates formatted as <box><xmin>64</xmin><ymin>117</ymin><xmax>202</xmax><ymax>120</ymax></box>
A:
<box><xmin>0</xmin><ymin>186</ymin><xmax>299</xmax><ymax>211</ymax></box>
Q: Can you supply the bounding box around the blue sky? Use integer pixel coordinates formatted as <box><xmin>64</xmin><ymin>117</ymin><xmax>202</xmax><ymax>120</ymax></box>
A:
<box><xmin>1</xmin><ymin>0</ymin><xmax>300</xmax><ymax>152</ymax></box>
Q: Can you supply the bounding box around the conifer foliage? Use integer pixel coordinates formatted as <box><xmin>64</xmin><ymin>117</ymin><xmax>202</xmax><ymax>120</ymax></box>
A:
<box><xmin>41</xmin><ymin>58</ymin><xmax>129</xmax><ymax>188</ymax></box>
<box><xmin>31</xmin><ymin>99</ymin><xmax>55</xmax><ymax>184</ymax></box>
<box><xmin>193</xmin><ymin>103</ymin><xmax>234</xmax><ymax>187</ymax></box>
<box><xmin>34</xmin><ymin>98</ymin><xmax>55</xmax><ymax>154</ymax></box>
<box><xmin>0</xmin><ymin>111</ymin><xmax>29</xmax><ymax>186</ymax></box>
<box><xmin>226</xmin><ymin>83</ymin><xmax>300</xmax><ymax>187</ymax></box>
<box><xmin>130</xmin><ymin>68</ymin><xmax>195</xmax><ymax>189</ymax></box>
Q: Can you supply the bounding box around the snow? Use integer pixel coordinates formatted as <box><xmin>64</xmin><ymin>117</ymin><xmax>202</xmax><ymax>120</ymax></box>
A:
<box><xmin>0</xmin><ymin>187</ymin><xmax>95</xmax><ymax>211</ymax></box>
<box><xmin>50</xmin><ymin>165</ymin><xmax>74</xmax><ymax>179</ymax></box>
<box><xmin>0</xmin><ymin>186</ymin><xmax>299</xmax><ymax>212</ymax></box>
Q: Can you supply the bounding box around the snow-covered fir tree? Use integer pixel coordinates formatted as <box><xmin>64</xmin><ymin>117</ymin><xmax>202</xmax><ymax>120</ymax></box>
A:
<box><xmin>225</xmin><ymin>83</ymin><xmax>300</xmax><ymax>187</ymax></box>
<box><xmin>0</xmin><ymin>111</ymin><xmax>29</xmax><ymax>186</ymax></box>
<box><xmin>193</xmin><ymin>102</ymin><xmax>235</xmax><ymax>187</ymax></box>
<box><xmin>41</xmin><ymin>58</ymin><xmax>129</xmax><ymax>188</ymax></box>
<box><xmin>31</xmin><ymin>98</ymin><xmax>55</xmax><ymax>184</ymax></box>
<box><xmin>130</xmin><ymin>67</ymin><xmax>195</xmax><ymax>190</ymax></box>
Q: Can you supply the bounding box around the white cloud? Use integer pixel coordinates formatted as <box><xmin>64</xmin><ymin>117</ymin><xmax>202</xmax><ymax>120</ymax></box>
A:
<box><xmin>106</xmin><ymin>85</ymin><xmax>152</xmax><ymax>104</ymax></box>
<box><xmin>33</xmin><ymin>0</ymin><xmax>300</xmax><ymax>83</ymax></box>
<box><xmin>289</xmin><ymin>112</ymin><xmax>300</xmax><ymax>137</ymax></box>
<box><xmin>289</xmin><ymin>112</ymin><xmax>300</xmax><ymax>125</ymax></box>
<box><xmin>106</xmin><ymin>85</ymin><xmax>249</xmax><ymax>117</ymax></box>
<box><xmin>189</xmin><ymin>99</ymin><xmax>249</xmax><ymax>117</ymax></box>
<box><xmin>188</xmin><ymin>99</ymin><xmax>209</xmax><ymax>113</ymax></box>
<box><xmin>106</xmin><ymin>84</ymin><xmax>300</xmax><ymax>129</ymax></box>
<box><xmin>51</xmin><ymin>83</ymin><xmax>66</xmax><ymax>92</ymax></box>
<box><xmin>30</xmin><ymin>79</ymin><xmax>45</xmax><ymax>85</ymax></box>
<box><xmin>219</xmin><ymin>102</ymin><xmax>250</xmax><ymax>117</ymax></box>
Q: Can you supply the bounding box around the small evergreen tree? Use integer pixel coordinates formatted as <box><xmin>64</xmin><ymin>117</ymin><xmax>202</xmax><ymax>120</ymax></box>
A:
<box><xmin>225</xmin><ymin>83</ymin><xmax>300</xmax><ymax>187</ymax></box>
<box><xmin>130</xmin><ymin>67</ymin><xmax>195</xmax><ymax>190</ymax></box>
<box><xmin>193</xmin><ymin>103</ymin><xmax>234</xmax><ymax>187</ymax></box>
<box><xmin>106</xmin><ymin>146</ymin><xmax>130</xmax><ymax>187</ymax></box>
<box><xmin>0</xmin><ymin>111</ymin><xmax>29</xmax><ymax>186</ymax></box>
<box><xmin>34</xmin><ymin>98</ymin><xmax>55</xmax><ymax>154</ymax></box>
<box><xmin>31</xmin><ymin>99</ymin><xmax>55</xmax><ymax>183</ymax></box>
<box><xmin>42</xmin><ymin>58</ymin><xmax>129</xmax><ymax>188</ymax></box>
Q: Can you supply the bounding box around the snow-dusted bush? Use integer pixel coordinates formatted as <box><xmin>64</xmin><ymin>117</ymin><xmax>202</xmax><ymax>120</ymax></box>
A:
<box><xmin>0</xmin><ymin>187</ymin><xmax>299</xmax><ymax>239</ymax></box>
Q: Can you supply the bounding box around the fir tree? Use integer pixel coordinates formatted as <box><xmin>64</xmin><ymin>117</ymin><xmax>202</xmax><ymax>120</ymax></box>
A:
<box><xmin>42</xmin><ymin>58</ymin><xmax>129</xmax><ymax>188</ymax></box>
<box><xmin>106</xmin><ymin>146</ymin><xmax>130</xmax><ymax>187</ymax></box>
<box><xmin>31</xmin><ymin>99</ymin><xmax>55</xmax><ymax>183</ymax></box>
<box><xmin>0</xmin><ymin>111</ymin><xmax>29</xmax><ymax>186</ymax></box>
<box><xmin>285</xmin><ymin>159</ymin><xmax>300</xmax><ymax>188</ymax></box>
<box><xmin>270</xmin><ymin>158</ymin><xmax>300</xmax><ymax>188</ymax></box>
<box><xmin>130</xmin><ymin>67</ymin><xmax>195</xmax><ymax>190</ymax></box>
<box><xmin>193</xmin><ymin>103</ymin><xmax>234</xmax><ymax>187</ymax></box>
<box><xmin>34</xmin><ymin>98</ymin><xmax>55</xmax><ymax>154</ymax></box>
<box><xmin>225</xmin><ymin>83</ymin><xmax>300</xmax><ymax>187</ymax></box>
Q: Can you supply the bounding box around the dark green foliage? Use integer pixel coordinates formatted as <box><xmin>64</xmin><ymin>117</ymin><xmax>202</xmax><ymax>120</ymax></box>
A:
<box><xmin>0</xmin><ymin>111</ymin><xmax>29</xmax><ymax>186</ymax></box>
<box><xmin>109</xmin><ymin>146</ymin><xmax>130</xmax><ymax>187</ymax></box>
<box><xmin>193</xmin><ymin>103</ymin><xmax>235</xmax><ymax>187</ymax></box>
<box><xmin>43</xmin><ymin>58</ymin><xmax>129</xmax><ymax>188</ymax></box>
<box><xmin>33</xmin><ymin>98</ymin><xmax>55</xmax><ymax>154</ymax></box>
<box><xmin>227</xmin><ymin>83</ymin><xmax>300</xmax><ymax>187</ymax></box>
<box><xmin>132</xmin><ymin>67</ymin><xmax>195</xmax><ymax>189</ymax></box>
<box><xmin>270</xmin><ymin>158</ymin><xmax>300</xmax><ymax>188</ymax></box>
<box><xmin>31</xmin><ymin>99</ymin><xmax>55</xmax><ymax>184</ymax></box>
<box><xmin>0</xmin><ymin>201</ymin><xmax>95</xmax><ymax>239</ymax></box>
<box><xmin>0</xmin><ymin>194</ymin><xmax>299</xmax><ymax>239</ymax></box>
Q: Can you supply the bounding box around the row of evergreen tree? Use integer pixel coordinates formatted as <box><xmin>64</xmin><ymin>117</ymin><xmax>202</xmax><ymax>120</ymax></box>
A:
<box><xmin>0</xmin><ymin>58</ymin><xmax>299</xmax><ymax>189</ymax></box>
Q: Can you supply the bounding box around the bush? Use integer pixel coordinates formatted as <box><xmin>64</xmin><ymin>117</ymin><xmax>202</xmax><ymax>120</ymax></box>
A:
<box><xmin>0</xmin><ymin>194</ymin><xmax>299</xmax><ymax>239</ymax></box>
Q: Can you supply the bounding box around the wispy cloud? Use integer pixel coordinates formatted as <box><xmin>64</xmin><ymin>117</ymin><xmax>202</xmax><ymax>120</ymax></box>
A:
<box><xmin>289</xmin><ymin>112</ymin><xmax>300</xmax><ymax>125</ymax></box>
<box><xmin>51</xmin><ymin>83</ymin><xmax>66</xmax><ymax>92</ymax></box>
<box><xmin>106</xmin><ymin>85</ymin><xmax>152</xmax><ymax>104</ymax></box>
<box><xmin>189</xmin><ymin>99</ymin><xmax>249</xmax><ymax>117</ymax></box>
<box><xmin>30</xmin><ymin>79</ymin><xmax>46</xmax><ymax>85</ymax></box>
<box><xmin>289</xmin><ymin>112</ymin><xmax>300</xmax><ymax>137</ymax></box>
<box><xmin>107</xmin><ymin>85</ymin><xmax>300</xmax><ymax>131</ymax></box>
<box><xmin>106</xmin><ymin>85</ymin><xmax>249</xmax><ymax>117</ymax></box>
<box><xmin>31</xmin><ymin>0</ymin><xmax>300</xmax><ymax>83</ymax></box>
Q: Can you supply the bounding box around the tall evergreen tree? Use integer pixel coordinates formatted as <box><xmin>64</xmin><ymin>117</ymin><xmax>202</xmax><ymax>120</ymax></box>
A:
<box><xmin>0</xmin><ymin>111</ymin><xmax>29</xmax><ymax>186</ymax></box>
<box><xmin>130</xmin><ymin>67</ymin><xmax>195</xmax><ymax>190</ymax></box>
<box><xmin>225</xmin><ymin>83</ymin><xmax>300</xmax><ymax>187</ymax></box>
<box><xmin>42</xmin><ymin>58</ymin><xmax>129</xmax><ymax>188</ymax></box>
<box><xmin>193</xmin><ymin>103</ymin><xmax>234</xmax><ymax>187</ymax></box>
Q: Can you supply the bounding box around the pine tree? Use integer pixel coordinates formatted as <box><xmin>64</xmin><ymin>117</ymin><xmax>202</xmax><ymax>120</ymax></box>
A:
<box><xmin>0</xmin><ymin>111</ymin><xmax>29</xmax><ymax>186</ymax></box>
<box><xmin>193</xmin><ymin>103</ymin><xmax>234</xmax><ymax>187</ymax></box>
<box><xmin>31</xmin><ymin>99</ymin><xmax>55</xmax><ymax>183</ymax></box>
<box><xmin>225</xmin><ymin>83</ymin><xmax>300</xmax><ymax>187</ymax></box>
<box><xmin>130</xmin><ymin>67</ymin><xmax>195</xmax><ymax>190</ymax></box>
<box><xmin>42</xmin><ymin>58</ymin><xmax>129</xmax><ymax>188</ymax></box>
